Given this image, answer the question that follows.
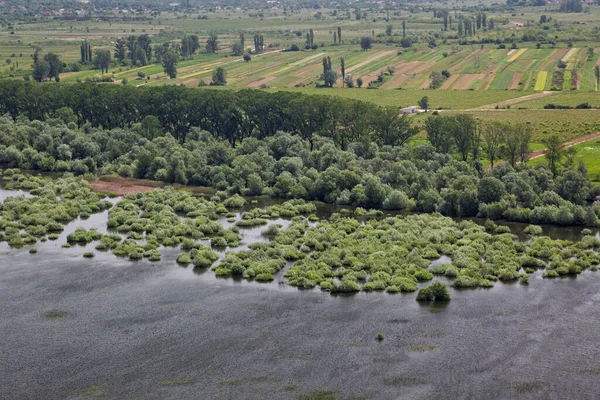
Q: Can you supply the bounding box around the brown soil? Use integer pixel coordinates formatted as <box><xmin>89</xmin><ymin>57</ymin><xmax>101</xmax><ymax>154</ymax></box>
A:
<box><xmin>379</xmin><ymin>73</ymin><xmax>410</xmax><ymax>89</ymax></box>
<box><xmin>508</xmin><ymin>72</ymin><xmax>523</xmax><ymax>90</ymax></box>
<box><xmin>419</xmin><ymin>77</ymin><xmax>432</xmax><ymax>89</ymax></box>
<box><xmin>411</xmin><ymin>62</ymin><xmax>434</xmax><ymax>75</ymax></box>
<box><xmin>540</xmin><ymin>48</ymin><xmax>569</xmax><ymax>71</ymax></box>
<box><xmin>440</xmin><ymin>74</ymin><xmax>459</xmax><ymax>89</ymax></box>
<box><xmin>182</xmin><ymin>78</ymin><xmax>200</xmax><ymax>87</ymax></box>
<box><xmin>480</xmin><ymin>67</ymin><xmax>499</xmax><ymax>90</ymax></box>
<box><xmin>395</xmin><ymin>61</ymin><xmax>419</xmax><ymax>74</ymax></box>
<box><xmin>453</xmin><ymin>74</ymin><xmax>484</xmax><ymax>90</ymax></box>
<box><xmin>88</xmin><ymin>175</ymin><xmax>212</xmax><ymax>196</ymax></box>
<box><xmin>247</xmin><ymin>75</ymin><xmax>277</xmax><ymax>88</ymax></box>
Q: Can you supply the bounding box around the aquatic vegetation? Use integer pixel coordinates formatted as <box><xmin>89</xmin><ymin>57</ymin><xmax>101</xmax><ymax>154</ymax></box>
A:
<box><xmin>408</xmin><ymin>344</ymin><xmax>440</xmax><ymax>352</ymax></box>
<box><xmin>416</xmin><ymin>282</ymin><xmax>451</xmax><ymax>302</ymax></box>
<box><xmin>3</xmin><ymin>175</ymin><xmax>600</xmax><ymax>301</ymax></box>
<box><xmin>83</xmin><ymin>252</ymin><xmax>95</xmax><ymax>258</ymax></box>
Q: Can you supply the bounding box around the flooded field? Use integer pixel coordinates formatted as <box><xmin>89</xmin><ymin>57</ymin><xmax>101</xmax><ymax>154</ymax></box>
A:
<box><xmin>2</xmin><ymin>186</ymin><xmax>600</xmax><ymax>400</ymax></box>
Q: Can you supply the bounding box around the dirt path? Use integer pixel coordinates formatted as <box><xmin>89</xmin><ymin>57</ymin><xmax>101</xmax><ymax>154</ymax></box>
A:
<box><xmin>528</xmin><ymin>132</ymin><xmax>600</xmax><ymax>160</ymax></box>
<box><xmin>472</xmin><ymin>91</ymin><xmax>556</xmax><ymax>110</ymax></box>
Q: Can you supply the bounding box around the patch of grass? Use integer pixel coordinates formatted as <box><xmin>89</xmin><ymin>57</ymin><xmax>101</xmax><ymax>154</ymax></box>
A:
<box><xmin>162</xmin><ymin>377</ymin><xmax>195</xmax><ymax>386</ymax></box>
<box><xmin>382</xmin><ymin>376</ymin><xmax>426</xmax><ymax>386</ymax></box>
<box><xmin>510</xmin><ymin>380</ymin><xmax>545</xmax><ymax>394</ymax></box>
<box><xmin>44</xmin><ymin>310</ymin><xmax>68</xmax><ymax>321</ymax></box>
<box><xmin>298</xmin><ymin>390</ymin><xmax>337</xmax><ymax>400</ymax></box>
<box><xmin>218</xmin><ymin>379</ymin><xmax>241</xmax><ymax>386</ymax></box>
<box><xmin>571</xmin><ymin>367</ymin><xmax>600</xmax><ymax>375</ymax></box>
<box><xmin>283</xmin><ymin>383</ymin><xmax>299</xmax><ymax>391</ymax></box>
<box><xmin>408</xmin><ymin>344</ymin><xmax>440</xmax><ymax>352</ymax></box>
<box><xmin>70</xmin><ymin>384</ymin><xmax>108</xmax><ymax>397</ymax></box>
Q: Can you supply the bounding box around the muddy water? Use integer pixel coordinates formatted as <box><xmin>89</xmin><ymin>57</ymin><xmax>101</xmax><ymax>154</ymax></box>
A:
<box><xmin>2</xmin><ymin>187</ymin><xmax>600</xmax><ymax>399</ymax></box>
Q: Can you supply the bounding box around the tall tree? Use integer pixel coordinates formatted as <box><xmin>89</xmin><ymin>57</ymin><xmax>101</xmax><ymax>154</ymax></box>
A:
<box><xmin>337</xmin><ymin>26</ymin><xmax>342</xmax><ymax>43</ymax></box>
<box><xmin>386</xmin><ymin>24</ymin><xmax>393</xmax><ymax>36</ymax></box>
<box><xmin>402</xmin><ymin>20</ymin><xmax>406</xmax><ymax>37</ymax></box>
<box><xmin>360</xmin><ymin>36</ymin><xmax>372</xmax><ymax>51</ymax></box>
<box><xmin>93</xmin><ymin>49</ymin><xmax>111</xmax><ymax>74</ymax></box>
<box><xmin>206</xmin><ymin>33</ymin><xmax>218</xmax><ymax>53</ymax></box>
<box><xmin>482</xmin><ymin>121</ymin><xmax>504</xmax><ymax>169</ymax></box>
<box><xmin>43</xmin><ymin>53</ymin><xmax>64</xmax><ymax>81</ymax></box>
<box><xmin>162</xmin><ymin>49</ymin><xmax>180</xmax><ymax>79</ymax></box>
<box><xmin>114</xmin><ymin>39</ymin><xmax>127</xmax><ymax>64</ymax></box>
<box><xmin>211</xmin><ymin>67</ymin><xmax>227</xmax><ymax>86</ymax></box>
<box><xmin>32</xmin><ymin>59</ymin><xmax>50</xmax><ymax>82</ymax></box>
<box><xmin>452</xmin><ymin>114</ymin><xmax>476</xmax><ymax>162</ymax></box>
<box><xmin>340</xmin><ymin>58</ymin><xmax>345</xmax><ymax>87</ymax></box>
<box><xmin>543</xmin><ymin>134</ymin><xmax>564</xmax><ymax>176</ymax></box>
<box><xmin>595</xmin><ymin>65</ymin><xmax>600</xmax><ymax>91</ymax></box>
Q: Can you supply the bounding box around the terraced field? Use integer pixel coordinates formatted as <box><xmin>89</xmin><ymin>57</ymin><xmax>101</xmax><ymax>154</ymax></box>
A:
<box><xmin>56</xmin><ymin>44</ymin><xmax>600</xmax><ymax>93</ymax></box>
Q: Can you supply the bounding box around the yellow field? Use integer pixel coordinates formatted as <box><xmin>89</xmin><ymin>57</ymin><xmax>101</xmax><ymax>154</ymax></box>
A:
<box><xmin>534</xmin><ymin>72</ymin><xmax>548</xmax><ymax>91</ymax></box>
<box><xmin>508</xmin><ymin>49</ymin><xmax>527</xmax><ymax>62</ymax></box>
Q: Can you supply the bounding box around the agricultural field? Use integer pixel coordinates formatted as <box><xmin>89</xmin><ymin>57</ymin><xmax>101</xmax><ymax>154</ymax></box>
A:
<box><xmin>446</xmin><ymin>109</ymin><xmax>600</xmax><ymax>142</ymax></box>
<box><xmin>49</xmin><ymin>43</ymin><xmax>600</xmax><ymax>96</ymax></box>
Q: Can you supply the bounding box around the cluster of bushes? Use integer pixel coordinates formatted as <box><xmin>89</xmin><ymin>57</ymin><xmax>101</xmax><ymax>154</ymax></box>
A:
<box><xmin>0</xmin><ymin>172</ymin><xmax>112</xmax><ymax>247</ymax></box>
<box><xmin>212</xmin><ymin>211</ymin><xmax>600</xmax><ymax>293</ymax></box>
<box><xmin>544</xmin><ymin>103</ymin><xmax>592</xmax><ymax>110</ymax></box>
<box><xmin>1</xmin><ymin>113</ymin><xmax>599</xmax><ymax>226</ymax></box>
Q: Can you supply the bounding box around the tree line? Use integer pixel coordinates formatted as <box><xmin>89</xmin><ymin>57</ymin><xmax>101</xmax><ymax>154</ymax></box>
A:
<box><xmin>0</xmin><ymin>114</ymin><xmax>597</xmax><ymax>227</ymax></box>
<box><xmin>0</xmin><ymin>81</ymin><xmax>416</xmax><ymax>150</ymax></box>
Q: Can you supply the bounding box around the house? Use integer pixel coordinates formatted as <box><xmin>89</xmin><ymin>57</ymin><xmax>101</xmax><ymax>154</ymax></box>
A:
<box><xmin>402</xmin><ymin>106</ymin><xmax>418</xmax><ymax>114</ymax></box>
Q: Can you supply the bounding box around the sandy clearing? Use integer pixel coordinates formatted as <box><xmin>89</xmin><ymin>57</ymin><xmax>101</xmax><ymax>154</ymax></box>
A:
<box><xmin>346</xmin><ymin>50</ymin><xmax>396</xmax><ymax>73</ymax></box>
<box><xmin>89</xmin><ymin>180</ymin><xmax>156</xmax><ymax>196</ymax></box>
<box><xmin>247</xmin><ymin>75</ymin><xmax>277</xmax><ymax>88</ymax></box>
<box><xmin>540</xmin><ymin>48</ymin><xmax>569</xmax><ymax>71</ymax></box>
<box><xmin>574</xmin><ymin>70</ymin><xmax>581</xmax><ymax>90</ymax></box>
<box><xmin>440</xmin><ymin>74</ymin><xmax>459</xmax><ymax>89</ymax></box>
<box><xmin>453</xmin><ymin>74</ymin><xmax>484</xmax><ymax>90</ymax></box>
<box><xmin>508</xmin><ymin>72</ymin><xmax>523</xmax><ymax>90</ymax></box>
<box><xmin>507</xmin><ymin>49</ymin><xmax>516</xmax><ymax>56</ymax></box>
<box><xmin>380</xmin><ymin>73</ymin><xmax>411</xmax><ymax>89</ymax></box>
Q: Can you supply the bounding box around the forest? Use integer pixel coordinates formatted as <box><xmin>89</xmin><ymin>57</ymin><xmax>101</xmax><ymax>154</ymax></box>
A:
<box><xmin>0</xmin><ymin>82</ymin><xmax>598</xmax><ymax>227</ymax></box>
